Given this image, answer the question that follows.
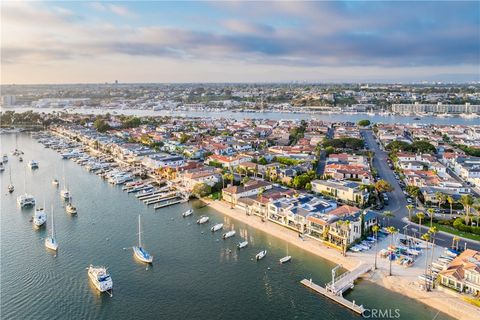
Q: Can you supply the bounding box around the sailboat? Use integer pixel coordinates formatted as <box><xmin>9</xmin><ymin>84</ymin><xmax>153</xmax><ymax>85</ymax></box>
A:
<box><xmin>66</xmin><ymin>197</ymin><xmax>77</xmax><ymax>215</ymax></box>
<box><xmin>60</xmin><ymin>163</ymin><xmax>70</xmax><ymax>200</ymax></box>
<box><xmin>33</xmin><ymin>201</ymin><xmax>47</xmax><ymax>228</ymax></box>
<box><xmin>45</xmin><ymin>205</ymin><xmax>58</xmax><ymax>251</ymax></box>
<box><xmin>279</xmin><ymin>244</ymin><xmax>292</xmax><ymax>264</ymax></box>
<box><xmin>132</xmin><ymin>215</ymin><xmax>153</xmax><ymax>263</ymax></box>
<box><xmin>52</xmin><ymin>163</ymin><xmax>59</xmax><ymax>186</ymax></box>
<box><xmin>17</xmin><ymin>167</ymin><xmax>35</xmax><ymax>208</ymax></box>
<box><xmin>8</xmin><ymin>167</ymin><xmax>14</xmax><ymax>193</ymax></box>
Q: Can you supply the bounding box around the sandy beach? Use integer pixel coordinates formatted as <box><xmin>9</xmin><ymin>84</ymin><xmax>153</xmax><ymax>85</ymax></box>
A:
<box><xmin>204</xmin><ymin>199</ymin><xmax>480</xmax><ymax>320</ymax></box>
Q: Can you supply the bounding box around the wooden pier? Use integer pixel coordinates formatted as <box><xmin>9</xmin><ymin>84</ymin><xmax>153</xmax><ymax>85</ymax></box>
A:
<box><xmin>300</xmin><ymin>279</ymin><xmax>365</xmax><ymax>315</ymax></box>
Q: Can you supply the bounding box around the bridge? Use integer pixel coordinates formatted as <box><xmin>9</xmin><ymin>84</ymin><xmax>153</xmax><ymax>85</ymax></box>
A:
<box><xmin>326</xmin><ymin>263</ymin><xmax>373</xmax><ymax>295</ymax></box>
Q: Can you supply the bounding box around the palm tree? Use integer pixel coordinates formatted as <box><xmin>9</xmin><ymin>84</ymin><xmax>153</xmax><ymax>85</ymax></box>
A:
<box><xmin>421</xmin><ymin>232</ymin><xmax>431</xmax><ymax>291</ymax></box>
<box><xmin>406</xmin><ymin>204</ymin><xmax>414</xmax><ymax>222</ymax></box>
<box><xmin>446</xmin><ymin>196</ymin><xmax>454</xmax><ymax>219</ymax></box>
<box><xmin>435</xmin><ymin>192</ymin><xmax>446</xmax><ymax>209</ymax></box>
<box><xmin>428</xmin><ymin>226</ymin><xmax>438</xmax><ymax>288</ymax></box>
<box><xmin>372</xmin><ymin>225</ymin><xmax>380</xmax><ymax>270</ymax></box>
<box><xmin>460</xmin><ymin>195</ymin><xmax>474</xmax><ymax>225</ymax></box>
<box><xmin>386</xmin><ymin>226</ymin><xmax>398</xmax><ymax>276</ymax></box>
<box><xmin>407</xmin><ymin>186</ymin><xmax>421</xmax><ymax>206</ymax></box>
<box><xmin>416</xmin><ymin>212</ymin><xmax>425</xmax><ymax>238</ymax></box>
<box><xmin>427</xmin><ymin>208</ymin><xmax>435</xmax><ymax>227</ymax></box>
<box><xmin>383</xmin><ymin>210</ymin><xmax>395</xmax><ymax>226</ymax></box>
<box><xmin>472</xmin><ymin>198</ymin><xmax>480</xmax><ymax>226</ymax></box>
<box><xmin>451</xmin><ymin>236</ymin><xmax>460</xmax><ymax>251</ymax></box>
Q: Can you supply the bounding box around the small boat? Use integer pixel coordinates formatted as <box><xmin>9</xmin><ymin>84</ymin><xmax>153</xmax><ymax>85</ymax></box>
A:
<box><xmin>279</xmin><ymin>256</ymin><xmax>292</xmax><ymax>264</ymax></box>
<box><xmin>197</xmin><ymin>216</ymin><xmax>209</xmax><ymax>224</ymax></box>
<box><xmin>237</xmin><ymin>241</ymin><xmax>248</xmax><ymax>249</ymax></box>
<box><xmin>60</xmin><ymin>188</ymin><xmax>70</xmax><ymax>200</ymax></box>
<box><xmin>19</xmin><ymin>157</ymin><xmax>23</xmax><ymax>162</ymax></box>
<box><xmin>182</xmin><ymin>209</ymin><xmax>193</xmax><ymax>217</ymax></box>
<box><xmin>211</xmin><ymin>223</ymin><xmax>224</xmax><ymax>232</ymax></box>
<box><xmin>87</xmin><ymin>265</ymin><xmax>113</xmax><ymax>293</ymax></box>
<box><xmin>8</xmin><ymin>167</ymin><xmax>14</xmax><ymax>193</ymax></box>
<box><xmin>66</xmin><ymin>200</ymin><xmax>77</xmax><ymax>215</ymax></box>
<box><xmin>2</xmin><ymin>154</ymin><xmax>8</xmax><ymax>163</ymax></box>
<box><xmin>28</xmin><ymin>160</ymin><xmax>39</xmax><ymax>169</ymax></box>
<box><xmin>45</xmin><ymin>205</ymin><xmax>58</xmax><ymax>251</ymax></box>
<box><xmin>0</xmin><ymin>162</ymin><xmax>4</xmax><ymax>172</ymax></box>
<box><xmin>33</xmin><ymin>205</ymin><xmax>47</xmax><ymax>228</ymax></box>
<box><xmin>256</xmin><ymin>250</ymin><xmax>267</xmax><ymax>260</ymax></box>
<box><xmin>52</xmin><ymin>178</ymin><xmax>59</xmax><ymax>186</ymax></box>
<box><xmin>222</xmin><ymin>230</ymin><xmax>236</xmax><ymax>239</ymax></box>
<box><xmin>132</xmin><ymin>215</ymin><xmax>153</xmax><ymax>263</ymax></box>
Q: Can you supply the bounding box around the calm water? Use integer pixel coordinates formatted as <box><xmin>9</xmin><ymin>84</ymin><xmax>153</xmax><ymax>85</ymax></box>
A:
<box><xmin>2</xmin><ymin>106</ymin><xmax>479</xmax><ymax>125</ymax></box>
<box><xmin>1</xmin><ymin>134</ymin><xmax>453</xmax><ymax>320</ymax></box>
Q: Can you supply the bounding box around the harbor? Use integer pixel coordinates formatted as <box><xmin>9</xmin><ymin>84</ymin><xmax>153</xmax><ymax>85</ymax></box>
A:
<box><xmin>0</xmin><ymin>132</ymin><xmax>457</xmax><ymax>320</ymax></box>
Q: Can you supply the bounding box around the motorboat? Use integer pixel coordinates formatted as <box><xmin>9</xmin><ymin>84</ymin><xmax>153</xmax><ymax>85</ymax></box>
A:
<box><xmin>8</xmin><ymin>167</ymin><xmax>14</xmax><ymax>193</ymax></box>
<box><xmin>28</xmin><ymin>160</ymin><xmax>39</xmax><ymax>169</ymax></box>
<box><xmin>196</xmin><ymin>216</ymin><xmax>209</xmax><ymax>224</ymax></box>
<box><xmin>132</xmin><ymin>215</ymin><xmax>153</xmax><ymax>264</ymax></box>
<box><xmin>52</xmin><ymin>178</ymin><xmax>59</xmax><ymax>186</ymax></box>
<box><xmin>17</xmin><ymin>193</ymin><xmax>36</xmax><ymax>207</ymax></box>
<box><xmin>60</xmin><ymin>188</ymin><xmax>70</xmax><ymax>200</ymax></box>
<box><xmin>211</xmin><ymin>223</ymin><xmax>224</xmax><ymax>232</ymax></box>
<box><xmin>222</xmin><ymin>230</ymin><xmax>236</xmax><ymax>239</ymax></box>
<box><xmin>0</xmin><ymin>162</ymin><xmax>4</xmax><ymax>172</ymax></box>
<box><xmin>33</xmin><ymin>206</ymin><xmax>47</xmax><ymax>228</ymax></box>
<box><xmin>66</xmin><ymin>200</ymin><xmax>77</xmax><ymax>215</ymax></box>
<box><xmin>87</xmin><ymin>265</ymin><xmax>113</xmax><ymax>293</ymax></box>
<box><xmin>237</xmin><ymin>241</ymin><xmax>248</xmax><ymax>249</ymax></box>
<box><xmin>2</xmin><ymin>154</ymin><xmax>8</xmax><ymax>163</ymax></box>
<box><xmin>182</xmin><ymin>209</ymin><xmax>193</xmax><ymax>217</ymax></box>
<box><xmin>19</xmin><ymin>157</ymin><xmax>23</xmax><ymax>162</ymax></box>
<box><xmin>279</xmin><ymin>256</ymin><xmax>292</xmax><ymax>264</ymax></box>
<box><xmin>256</xmin><ymin>250</ymin><xmax>267</xmax><ymax>260</ymax></box>
<box><xmin>45</xmin><ymin>206</ymin><xmax>58</xmax><ymax>251</ymax></box>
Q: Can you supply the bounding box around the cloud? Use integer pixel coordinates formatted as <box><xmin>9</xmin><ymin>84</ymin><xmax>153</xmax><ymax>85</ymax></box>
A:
<box><xmin>89</xmin><ymin>2</ymin><xmax>134</xmax><ymax>17</ymax></box>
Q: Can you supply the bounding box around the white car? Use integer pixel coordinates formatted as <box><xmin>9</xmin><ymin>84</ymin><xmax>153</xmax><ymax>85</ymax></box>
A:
<box><xmin>406</xmin><ymin>198</ymin><xmax>413</xmax><ymax>204</ymax></box>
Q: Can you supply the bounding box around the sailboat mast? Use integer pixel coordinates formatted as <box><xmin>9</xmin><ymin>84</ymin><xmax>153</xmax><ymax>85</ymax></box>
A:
<box><xmin>51</xmin><ymin>205</ymin><xmax>55</xmax><ymax>238</ymax></box>
<box><xmin>138</xmin><ymin>215</ymin><xmax>142</xmax><ymax>248</ymax></box>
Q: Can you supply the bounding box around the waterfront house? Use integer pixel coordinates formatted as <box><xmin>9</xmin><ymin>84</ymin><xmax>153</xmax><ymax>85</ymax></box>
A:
<box><xmin>222</xmin><ymin>179</ymin><xmax>272</xmax><ymax>205</ymax></box>
<box><xmin>439</xmin><ymin>249</ymin><xmax>480</xmax><ymax>295</ymax></box>
<box><xmin>311</xmin><ymin>179</ymin><xmax>368</xmax><ymax>206</ymax></box>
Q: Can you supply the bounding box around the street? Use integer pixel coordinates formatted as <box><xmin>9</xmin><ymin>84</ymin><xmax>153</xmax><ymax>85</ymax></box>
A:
<box><xmin>362</xmin><ymin>129</ymin><xmax>480</xmax><ymax>251</ymax></box>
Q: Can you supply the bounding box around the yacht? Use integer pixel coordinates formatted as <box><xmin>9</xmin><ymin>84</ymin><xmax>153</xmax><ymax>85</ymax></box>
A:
<box><xmin>19</xmin><ymin>157</ymin><xmax>23</xmax><ymax>162</ymax></box>
<box><xmin>222</xmin><ymin>230</ymin><xmax>236</xmax><ymax>239</ymax></box>
<box><xmin>28</xmin><ymin>160</ymin><xmax>39</xmax><ymax>169</ymax></box>
<box><xmin>2</xmin><ymin>154</ymin><xmax>8</xmax><ymax>163</ymax></box>
<box><xmin>132</xmin><ymin>215</ymin><xmax>153</xmax><ymax>264</ymax></box>
<box><xmin>211</xmin><ymin>223</ymin><xmax>224</xmax><ymax>232</ymax></box>
<box><xmin>196</xmin><ymin>216</ymin><xmax>209</xmax><ymax>224</ymax></box>
<box><xmin>237</xmin><ymin>241</ymin><xmax>248</xmax><ymax>249</ymax></box>
<box><xmin>279</xmin><ymin>256</ymin><xmax>292</xmax><ymax>264</ymax></box>
<box><xmin>60</xmin><ymin>188</ymin><xmax>70</xmax><ymax>200</ymax></box>
<box><xmin>33</xmin><ymin>206</ymin><xmax>47</xmax><ymax>228</ymax></box>
<box><xmin>45</xmin><ymin>206</ymin><xmax>58</xmax><ymax>251</ymax></box>
<box><xmin>66</xmin><ymin>199</ymin><xmax>77</xmax><ymax>215</ymax></box>
<box><xmin>182</xmin><ymin>209</ymin><xmax>193</xmax><ymax>217</ymax></box>
<box><xmin>87</xmin><ymin>265</ymin><xmax>113</xmax><ymax>293</ymax></box>
<box><xmin>17</xmin><ymin>194</ymin><xmax>35</xmax><ymax>207</ymax></box>
<box><xmin>8</xmin><ymin>167</ymin><xmax>14</xmax><ymax>193</ymax></box>
<box><xmin>256</xmin><ymin>250</ymin><xmax>267</xmax><ymax>260</ymax></box>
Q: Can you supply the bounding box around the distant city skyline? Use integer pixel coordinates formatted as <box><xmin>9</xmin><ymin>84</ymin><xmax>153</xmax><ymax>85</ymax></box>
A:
<box><xmin>1</xmin><ymin>1</ymin><xmax>479</xmax><ymax>84</ymax></box>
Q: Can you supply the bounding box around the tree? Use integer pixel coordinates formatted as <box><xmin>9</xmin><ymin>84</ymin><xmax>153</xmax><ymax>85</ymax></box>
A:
<box><xmin>383</xmin><ymin>210</ymin><xmax>395</xmax><ymax>225</ymax></box>
<box><xmin>416</xmin><ymin>212</ymin><xmax>425</xmax><ymax>237</ymax></box>
<box><xmin>192</xmin><ymin>183</ymin><xmax>212</xmax><ymax>198</ymax></box>
<box><xmin>473</xmin><ymin>198</ymin><xmax>480</xmax><ymax>226</ymax></box>
<box><xmin>460</xmin><ymin>194</ymin><xmax>474</xmax><ymax>225</ymax></box>
<box><xmin>179</xmin><ymin>133</ymin><xmax>191</xmax><ymax>144</ymax></box>
<box><xmin>406</xmin><ymin>204</ymin><xmax>414</xmax><ymax>222</ymax></box>
<box><xmin>435</xmin><ymin>192</ymin><xmax>446</xmax><ymax>209</ymax></box>
<box><xmin>428</xmin><ymin>226</ymin><xmax>438</xmax><ymax>288</ymax></box>
<box><xmin>406</xmin><ymin>185</ymin><xmax>421</xmax><ymax>206</ymax></box>
<box><xmin>386</xmin><ymin>226</ymin><xmax>398</xmax><ymax>276</ymax></box>
<box><xmin>93</xmin><ymin>118</ymin><xmax>111</xmax><ymax>133</ymax></box>
<box><xmin>421</xmin><ymin>232</ymin><xmax>431</xmax><ymax>291</ymax></box>
<box><xmin>447</xmin><ymin>196</ymin><xmax>454</xmax><ymax>218</ymax></box>
<box><xmin>451</xmin><ymin>236</ymin><xmax>460</xmax><ymax>251</ymax></box>
<box><xmin>372</xmin><ymin>225</ymin><xmax>380</xmax><ymax>270</ymax></box>
<box><xmin>375</xmin><ymin>180</ymin><xmax>394</xmax><ymax>194</ymax></box>
<box><xmin>357</xmin><ymin>119</ymin><xmax>371</xmax><ymax>127</ymax></box>
<box><xmin>427</xmin><ymin>208</ymin><xmax>435</xmax><ymax>227</ymax></box>
<box><xmin>241</xmin><ymin>176</ymin><xmax>250</xmax><ymax>186</ymax></box>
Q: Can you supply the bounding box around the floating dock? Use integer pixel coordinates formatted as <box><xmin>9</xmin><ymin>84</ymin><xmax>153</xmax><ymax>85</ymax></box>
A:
<box><xmin>300</xmin><ymin>279</ymin><xmax>365</xmax><ymax>315</ymax></box>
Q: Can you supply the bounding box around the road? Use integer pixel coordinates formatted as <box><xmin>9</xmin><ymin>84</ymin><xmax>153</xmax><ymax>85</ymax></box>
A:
<box><xmin>362</xmin><ymin>129</ymin><xmax>480</xmax><ymax>251</ymax></box>
<box><xmin>316</xmin><ymin>126</ymin><xmax>334</xmax><ymax>176</ymax></box>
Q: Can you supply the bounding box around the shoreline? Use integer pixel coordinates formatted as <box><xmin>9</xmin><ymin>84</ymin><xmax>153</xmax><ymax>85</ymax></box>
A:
<box><xmin>203</xmin><ymin>199</ymin><xmax>480</xmax><ymax>320</ymax></box>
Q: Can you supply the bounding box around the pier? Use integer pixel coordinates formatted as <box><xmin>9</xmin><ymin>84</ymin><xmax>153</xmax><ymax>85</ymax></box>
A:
<box><xmin>301</xmin><ymin>263</ymin><xmax>373</xmax><ymax>316</ymax></box>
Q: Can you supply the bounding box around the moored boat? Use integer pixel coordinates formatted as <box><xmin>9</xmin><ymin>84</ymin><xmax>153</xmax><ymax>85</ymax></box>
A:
<box><xmin>87</xmin><ymin>265</ymin><xmax>113</xmax><ymax>293</ymax></box>
<box><xmin>28</xmin><ymin>160</ymin><xmax>39</xmax><ymax>169</ymax></box>
<box><xmin>256</xmin><ymin>250</ymin><xmax>267</xmax><ymax>260</ymax></box>
<box><xmin>279</xmin><ymin>256</ymin><xmax>292</xmax><ymax>264</ymax></box>
<box><xmin>45</xmin><ymin>205</ymin><xmax>58</xmax><ymax>251</ymax></box>
<box><xmin>196</xmin><ymin>216</ymin><xmax>209</xmax><ymax>224</ymax></box>
<box><xmin>33</xmin><ymin>206</ymin><xmax>47</xmax><ymax>228</ymax></box>
<box><xmin>182</xmin><ymin>209</ymin><xmax>193</xmax><ymax>217</ymax></box>
<box><xmin>132</xmin><ymin>215</ymin><xmax>153</xmax><ymax>264</ymax></box>
<box><xmin>237</xmin><ymin>241</ymin><xmax>248</xmax><ymax>249</ymax></box>
<box><xmin>211</xmin><ymin>223</ymin><xmax>223</xmax><ymax>232</ymax></box>
<box><xmin>222</xmin><ymin>230</ymin><xmax>236</xmax><ymax>239</ymax></box>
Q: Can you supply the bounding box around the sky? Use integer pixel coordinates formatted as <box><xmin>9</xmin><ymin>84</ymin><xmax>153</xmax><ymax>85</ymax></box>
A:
<box><xmin>1</xmin><ymin>1</ymin><xmax>479</xmax><ymax>84</ymax></box>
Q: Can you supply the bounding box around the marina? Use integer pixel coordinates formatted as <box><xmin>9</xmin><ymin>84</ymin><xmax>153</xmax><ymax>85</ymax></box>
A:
<box><xmin>0</xmin><ymin>133</ymin><xmax>456</xmax><ymax>319</ymax></box>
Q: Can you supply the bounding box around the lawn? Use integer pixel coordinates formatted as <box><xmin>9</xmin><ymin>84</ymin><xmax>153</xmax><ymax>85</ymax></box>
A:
<box><xmin>433</xmin><ymin>223</ymin><xmax>480</xmax><ymax>242</ymax></box>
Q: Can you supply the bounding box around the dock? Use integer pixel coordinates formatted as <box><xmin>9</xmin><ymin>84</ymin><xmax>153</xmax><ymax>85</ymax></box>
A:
<box><xmin>300</xmin><ymin>279</ymin><xmax>365</xmax><ymax>315</ymax></box>
<box><xmin>300</xmin><ymin>263</ymin><xmax>373</xmax><ymax>316</ymax></box>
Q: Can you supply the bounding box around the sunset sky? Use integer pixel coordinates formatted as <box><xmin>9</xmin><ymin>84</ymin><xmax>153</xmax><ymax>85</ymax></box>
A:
<box><xmin>1</xmin><ymin>1</ymin><xmax>479</xmax><ymax>84</ymax></box>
